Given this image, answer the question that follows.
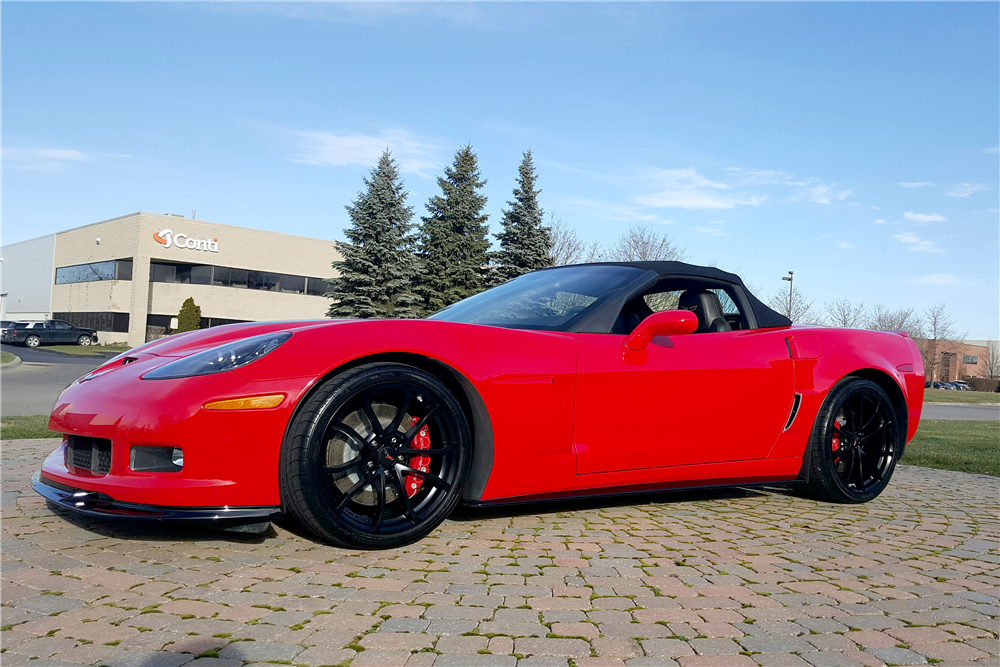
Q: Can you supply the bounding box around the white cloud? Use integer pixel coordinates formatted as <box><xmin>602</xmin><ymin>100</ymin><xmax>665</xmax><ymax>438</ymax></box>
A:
<box><xmin>3</xmin><ymin>147</ymin><xmax>90</xmax><ymax>171</ymax></box>
<box><xmin>724</xmin><ymin>168</ymin><xmax>801</xmax><ymax>186</ymax></box>
<box><xmin>944</xmin><ymin>182</ymin><xmax>990</xmax><ymax>198</ymax></box>
<box><xmin>561</xmin><ymin>197</ymin><xmax>663</xmax><ymax>223</ymax></box>
<box><xmin>695</xmin><ymin>222</ymin><xmax>728</xmax><ymax>237</ymax></box>
<box><xmin>839</xmin><ymin>242</ymin><xmax>854</xmax><ymax>248</ymax></box>
<box><xmin>892</xmin><ymin>231</ymin><xmax>944</xmax><ymax>253</ymax></box>
<box><xmin>904</xmin><ymin>211</ymin><xmax>947</xmax><ymax>223</ymax></box>
<box><xmin>908</xmin><ymin>273</ymin><xmax>958</xmax><ymax>285</ymax></box>
<box><xmin>284</xmin><ymin>128</ymin><xmax>441</xmax><ymax>177</ymax></box>
<box><xmin>896</xmin><ymin>181</ymin><xmax>935</xmax><ymax>188</ymax></box>
<box><xmin>798</xmin><ymin>184</ymin><xmax>852</xmax><ymax>205</ymax></box>
<box><xmin>635</xmin><ymin>167</ymin><xmax>763</xmax><ymax>210</ymax></box>
<box><xmin>985</xmin><ymin>146</ymin><xmax>999</xmax><ymax>155</ymax></box>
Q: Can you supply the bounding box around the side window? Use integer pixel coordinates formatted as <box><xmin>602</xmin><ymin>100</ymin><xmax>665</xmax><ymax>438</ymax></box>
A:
<box><xmin>52</xmin><ymin>321</ymin><xmax>72</xmax><ymax>330</ymax></box>
<box><xmin>614</xmin><ymin>279</ymin><xmax>750</xmax><ymax>335</ymax></box>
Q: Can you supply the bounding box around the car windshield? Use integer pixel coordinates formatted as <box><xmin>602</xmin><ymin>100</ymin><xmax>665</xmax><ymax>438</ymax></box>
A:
<box><xmin>428</xmin><ymin>265</ymin><xmax>645</xmax><ymax>331</ymax></box>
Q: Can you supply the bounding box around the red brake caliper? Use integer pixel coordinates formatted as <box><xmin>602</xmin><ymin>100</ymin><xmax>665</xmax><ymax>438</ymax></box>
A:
<box><xmin>831</xmin><ymin>421</ymin><xmax>841</xmax><ymax>464</ymax></box>
<box><xmin>405</xmin><ymin>416</ymin><xmax>431</xmax><ymax>497</ymax></box>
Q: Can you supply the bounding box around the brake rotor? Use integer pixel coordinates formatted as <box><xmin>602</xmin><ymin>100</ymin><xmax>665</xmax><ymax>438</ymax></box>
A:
<box><xmin>326</xmin><ymin>403</ymin><xmax>402</xmax><ymax>506</ymax></box>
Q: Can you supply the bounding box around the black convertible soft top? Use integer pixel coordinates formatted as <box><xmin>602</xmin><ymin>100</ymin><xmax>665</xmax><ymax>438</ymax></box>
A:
<box><xmin>567</xmin><ymin>261</ymin><xmax>793</xmax><ymax>330</ymax></box>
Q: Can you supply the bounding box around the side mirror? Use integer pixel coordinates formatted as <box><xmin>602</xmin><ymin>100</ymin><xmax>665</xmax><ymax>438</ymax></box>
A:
<box><xmin>623</xmin><ymin>309</ymin><xmax>698</xmax><ymax>351</ymax></box>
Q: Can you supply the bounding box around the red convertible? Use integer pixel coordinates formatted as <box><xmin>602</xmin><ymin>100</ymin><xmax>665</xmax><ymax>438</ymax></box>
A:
<box><xmin>34</xmin><ymin>262</ymin><xmax>924</xmax><ymax>548</ymax></box>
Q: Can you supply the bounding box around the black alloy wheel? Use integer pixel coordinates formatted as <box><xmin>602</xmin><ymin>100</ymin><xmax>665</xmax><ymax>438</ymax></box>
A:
<box><xmin>803</xmin><ymin>377</ymin><xmax>901</xmax><ymax>503</ymax></box>
<box><xmin>281</xmin><ymin>363</ymin><xmax>472</xmax><ymax>548</ymax></box>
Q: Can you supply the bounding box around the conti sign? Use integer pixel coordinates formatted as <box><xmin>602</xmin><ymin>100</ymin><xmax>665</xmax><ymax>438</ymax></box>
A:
<box><xmin>154</xmin><ymin>229</ymin><xmax>220</xmax><ymax>253</ymax></box>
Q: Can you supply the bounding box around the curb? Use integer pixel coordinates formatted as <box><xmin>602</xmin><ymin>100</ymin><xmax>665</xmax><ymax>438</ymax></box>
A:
<box><xmin>1</xmin><ymin>354</ymin><xmax>22</xmax><ymax>370</ymax></box>
<box><xmin>924</xmin><ymin>401</ymin><xmax>999</xmax><ymax>407</ymax></box>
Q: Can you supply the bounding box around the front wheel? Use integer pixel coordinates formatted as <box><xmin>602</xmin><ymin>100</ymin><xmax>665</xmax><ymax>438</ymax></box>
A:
<box><xmin>77</xmin><ymin>335</ymin><xmax>92</xmax><ymax>346</ymax></box>
<box><xmin>281</xmin><ymin>363</ymin><xmax>472</xmax><ymax>549</ymax></box>
<box><xmin>25</xmin><ymin>335</ymin><xmax>41</xmax><ymax>348</ymax></box>
<box><xmin>803</xmin><ymin>377</ymin><xmax>902</xmax><ymax>503</ymax></box>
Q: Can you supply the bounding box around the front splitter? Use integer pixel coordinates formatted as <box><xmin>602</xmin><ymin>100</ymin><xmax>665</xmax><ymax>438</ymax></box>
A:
<box><xmin>32</xmin><ymin>471</ymin><xmax>283</xmax><ymax>528</ymax></box>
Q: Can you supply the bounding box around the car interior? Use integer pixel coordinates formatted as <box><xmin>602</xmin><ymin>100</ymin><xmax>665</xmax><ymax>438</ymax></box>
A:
<box><xmin>612</xmin><ymin>278</ymin><xmax>748</xmax><ymax>335</ymax></box>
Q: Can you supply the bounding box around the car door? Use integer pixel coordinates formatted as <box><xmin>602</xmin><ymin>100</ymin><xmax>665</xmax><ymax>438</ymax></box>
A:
<box><xmin>49</xmin><ymin>321</ymin><xmax>74</xmax><ymax>343</ymax></box>
<box><xmin>573</xmin><ymin>312</ymin><xmax>794</xmax><ymax>475</ymax></box>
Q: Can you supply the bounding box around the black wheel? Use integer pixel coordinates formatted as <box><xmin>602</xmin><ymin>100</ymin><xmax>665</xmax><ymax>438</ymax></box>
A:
<box><xmin>25</xmin><ymin>335</ymin><xmax>41</xmax><ymax>348</ymax></box>
<box><xmin>280</xmin><ymin>363</ymin><xmax>472</xmax><ymax>548</ymax></box>
<box><xmin>77</xmin><ymin>335</ymin><xmax>92</xmax><ymax>346</ymax></box>
<box><xmin>803</xmin><ymin>377</ymin><xmax>901</xmax><ymax>503</ymax></box>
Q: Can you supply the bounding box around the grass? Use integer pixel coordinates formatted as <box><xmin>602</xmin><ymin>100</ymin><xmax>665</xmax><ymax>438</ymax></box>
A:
<box><xmin>29</xmin><ymin>344</ymin><xmax>131</xmax><ymax>357</ymax></box>
<box><xmin>1</xmin><ymin>415</ymin><xmax>58</xmax><ymax>440</ymax></box>
<box><xmin>924</xmin><ymin>388</ymin><xmax>999</xmax><ymax>404</ymax></box>
<box><xmin>906</xmin><ymin>419</ymin><xmax>999</xmax><ymax>477</ymax></box>
<box><xmin>1</xmin><ymin>351</ymin><xmax>15</xmax><ymax>364</ymax></box>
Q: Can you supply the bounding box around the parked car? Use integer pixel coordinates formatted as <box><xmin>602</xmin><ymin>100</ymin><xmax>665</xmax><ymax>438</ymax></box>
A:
<box><xmin>33</xmin><ymin>261</ymin><xmax>925</xmax><ymax>549</ymax></box>
<box><xmin>931</xmin><ymin>381</ymin><xmax>952</xmax><ymax>389</ymax></box>
<box><xmin>951</xmin><ymin>380</ymin><xmax>972</xmax><ymax>391</ymax></box>
<box><xmin>0</xmin><ymin>320</ymin><xmax>14</xmax><ymax>338</ymax></box>
<box><xmin>4</xmin><ymin>320</ymin><xmax>98</xmax><ymax>347</ymax></box>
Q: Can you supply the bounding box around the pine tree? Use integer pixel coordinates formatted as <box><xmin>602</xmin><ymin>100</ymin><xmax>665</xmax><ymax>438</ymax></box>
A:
<box><xmin>175</xmin><ymin>297</ymin><xmax>201</xmax><ymax>333</ymax></box>
<box><xmin>327</xmin><ymin>151</ymin><xmax>421</xmax><ymax>319</ymax></box>
<box><xmin>493</xmin><ymin>150</ymin><xmax>552</xmax><ymax>284</ymax></box>
<box><xmin>416</xmin><ymin>145</ymin><xmax>491</xmax><ymax>313</ymax></box>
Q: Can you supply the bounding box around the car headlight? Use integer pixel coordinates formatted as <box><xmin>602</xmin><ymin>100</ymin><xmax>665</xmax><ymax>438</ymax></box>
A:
<box><xmin>143</xmin><ymin>332</ymin><xmax>291</xmax><ymax>380</ymax></box>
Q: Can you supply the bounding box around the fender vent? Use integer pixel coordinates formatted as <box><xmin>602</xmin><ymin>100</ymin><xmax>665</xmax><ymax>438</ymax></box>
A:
<box><xmin>783</xmin><ymin>394</ymin><xmax>802</xmax><ymax>431</ymax></box>
<box><xmin>65</xmin><ymin>436</ymin><xmax>113</xmax><ymax>475</ymax></box>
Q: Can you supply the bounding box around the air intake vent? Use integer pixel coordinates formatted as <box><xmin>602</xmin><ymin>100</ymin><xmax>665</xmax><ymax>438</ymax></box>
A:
<box><xmin>65</xmin><ymin>436</ymin><xmax>113</xmax><ymax>475</ymax></box>
<box><xmin>783</xmin><ymin>394</ymin><xmax>802</xmax><ymax>431</ymax></box>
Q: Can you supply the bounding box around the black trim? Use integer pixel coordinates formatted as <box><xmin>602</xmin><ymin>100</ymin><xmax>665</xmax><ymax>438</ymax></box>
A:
<box><xmin>33</xmin><ymin>472</ymin><xmax>282</xmax><ymax>526</ymax></box>
<box><xmin>462</xmin><ymin>475</ymin><xmax>804</xmax><ymax>508</ymax></box>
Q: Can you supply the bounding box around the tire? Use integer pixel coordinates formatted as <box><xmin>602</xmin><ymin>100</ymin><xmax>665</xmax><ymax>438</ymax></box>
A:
<box><xmin>803</xmin><ymin>377</ymin><xmax>902</xmax><ymax>503</ymax></box>
<box><xmin>281</xmin><ymin>363</ymin><xmax>472</xmax><ymax>549</ymax></box>
<box><xmin>77</xmin><ymin>335</ymin><xmax>92</xmax><ymax>346</ymax></box>
<box><xmin>25</xmin><ymin>335</ymin><xmax>41</xmax><ymax>348</ymax></box>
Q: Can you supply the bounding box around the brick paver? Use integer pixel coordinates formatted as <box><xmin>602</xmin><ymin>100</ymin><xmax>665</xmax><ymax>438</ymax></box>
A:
<box><xmin>2</xmin><ymin>437</ymin><xmax>998</xmax><ymax>667</ymax></box>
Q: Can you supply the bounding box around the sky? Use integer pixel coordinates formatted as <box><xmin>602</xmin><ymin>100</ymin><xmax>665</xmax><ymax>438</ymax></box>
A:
<box><xmin>3</xmin><ymin>2</ymin><xmax>998</xmax><ymax>338</ymax></box>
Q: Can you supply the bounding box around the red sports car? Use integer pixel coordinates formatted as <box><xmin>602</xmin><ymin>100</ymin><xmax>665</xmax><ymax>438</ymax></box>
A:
<box><xmin>33</xmin><ymin>262</ymin><xmax>924</xmax><ymax>549</ymax></box>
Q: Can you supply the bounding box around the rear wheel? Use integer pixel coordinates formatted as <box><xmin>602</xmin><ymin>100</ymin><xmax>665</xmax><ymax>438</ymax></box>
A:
<box><xmin>281</xmin><ymin>363</ymin><xmax>472</xmax><ymax>548</ymax></box>
<box><xmin>803</xmin><ymin>377</ymin><xmax>901</xmax><ymax>503</ymax></box>
<box><xmin>77</xmin><ymin>335</ymin><xmax>92</xmax><ymax>346</ymax></box>
<box><xmin>25</xmin><ymin>335</ymin><xmax>41</xmax><ymax>348</ymax></box>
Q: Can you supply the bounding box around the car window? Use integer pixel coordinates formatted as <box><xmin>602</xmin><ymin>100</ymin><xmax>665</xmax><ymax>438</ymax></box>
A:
<box><xmin>52</xmin><ymin>321</ymin><xmax>72</xmax><ymax>330</ymax></box>
<box><xmin>614</xmin><ymin>278</ymin><xmax>749</xmax><ymax>335</ymax></box>
<box><xmin>429</xmin><ymin>265</ymin><xmax>645</xmax><ymax>331</ymax></box>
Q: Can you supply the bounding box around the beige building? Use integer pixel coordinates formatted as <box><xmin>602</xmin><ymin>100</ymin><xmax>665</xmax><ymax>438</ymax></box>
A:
<box><xmin>2</xmin><ymin>212</ymin><xmax>340</xmax><ymax>346</ymax></box>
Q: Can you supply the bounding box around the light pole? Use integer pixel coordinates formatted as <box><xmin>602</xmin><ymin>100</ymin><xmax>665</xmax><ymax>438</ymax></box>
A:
<box><xmin>782</xmin><ymin>271</ymin><xmax>794</xmax><ymax>318</ymax></box>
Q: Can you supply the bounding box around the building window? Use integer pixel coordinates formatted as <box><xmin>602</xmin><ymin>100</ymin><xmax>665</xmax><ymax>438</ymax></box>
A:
<box><xmin>964</xmin><ymin>355</ymin><xmax>979</xmax><ymax>364</ymax></box>
<box><xmin>151</xmin><ymin>261</ymin><xmax>325</xmax><ymax>296</ymax></box>
<box><xmin>306</xmin><ymin>277</ymin><xmax>328</xmax><ymax>296</ymax></box>
<box><xmin>56</xmin><ymin>259</ymin><xmax>133</xmax><ymax>285</ymax></box>
<box><xmin>53</xmin><ymin>312</ymin><xmax>130</xmax><ymax>333</ymax></box>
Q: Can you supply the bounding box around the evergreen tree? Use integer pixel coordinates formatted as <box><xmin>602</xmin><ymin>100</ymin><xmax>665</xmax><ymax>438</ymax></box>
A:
<box><xmin>493</xmin><ymin>150</ymin><xmax>552</xmax><ymax>284</ymax></box>
<box><xmin>327</xmin><ymin>151</ymin><xmax>421</xmax><ymax>319</ymax></box>
<box><xmin>416</xmin><ymin>145</ymin><xmax>491</xmax><ymax>313</ymax></box>
<box><xmin>175</xmin><ymin>297</ymin><xmax>201</xmax><ymax>333</ymax></box>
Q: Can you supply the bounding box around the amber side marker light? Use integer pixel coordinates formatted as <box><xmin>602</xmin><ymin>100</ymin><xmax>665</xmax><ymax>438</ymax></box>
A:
<box><xmin>204</xmin><ymin>394</ymin><xmax>286</xmax><ymax>411</ymax></box>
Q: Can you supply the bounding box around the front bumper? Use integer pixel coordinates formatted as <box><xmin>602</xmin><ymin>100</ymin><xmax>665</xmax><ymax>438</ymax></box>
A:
<box><xmin>32</xmin><ymin>471</ymin><xmax>282</xmax><ymax>527</ymax></box>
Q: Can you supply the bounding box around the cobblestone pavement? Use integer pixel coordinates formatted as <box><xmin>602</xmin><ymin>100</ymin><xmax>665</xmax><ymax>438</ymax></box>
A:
<box><xmin>3</xmin><ymin>438</ymin><xmax>998</xmax><ymax>667</ymax></box>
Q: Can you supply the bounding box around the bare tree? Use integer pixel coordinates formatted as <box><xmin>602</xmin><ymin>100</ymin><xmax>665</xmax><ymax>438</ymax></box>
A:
<box><xmin>767</xmin><ymin>286</ymin><xmax>816</xmax><ymax>323</ymax></box>
<box><xmin>867</xmin><ymin>304</ymin><xmax>924</xmax><ymax>338</ymax></box>
<box><xmin>987</xmin><ymin>339</ymin><xmax>1000</xmax><ymax>379</ymax></box>
<box><xmin>823</xmin><ymin>297</ymin><xmax>867</xmax><ymax>329</ymax></box>
<box><xmin>605</xmin><ymin>223</ymin><xmax>686</xmax><ymax>262</ymax></box>
<box><xmin>920</xmin><ymin>302</ymin><xmax>968</xmax><ymax>383</ymax></box>
<box><xmin>547</xmin><ymin>215</ymin><xmax>586</xmax><ymax>266</ymax></box>
<box><xmin>584</xmin><ymin>240</ymin><xmax>604</xmax><ymax>263</ymax></box>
